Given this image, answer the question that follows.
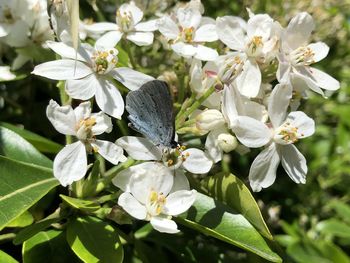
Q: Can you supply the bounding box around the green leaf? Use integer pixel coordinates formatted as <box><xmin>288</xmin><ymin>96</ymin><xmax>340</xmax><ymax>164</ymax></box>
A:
<box><xmin>0</xmin><ymin>126</ymin><xmax>52</xmax><ymax>168</ymax></box>
<box><xmin>328</xmin><ymin>200</ymin><xmax>350</xmax><ymax>224</ymax></box>
<box><xmin>205</xmin><ymin>172</ymin><xmax>272</xmax><ymax>239</ymax></box>
<box><xmin>287</xmin><ymin>242</ymin><xmax>331</xmax><ymax>263</ymax></box>
<box><xmin>316</xmin><ymin>219</ymin><xmax>350</xmax><ymax>238</ymax></box>
<box><xmin>60</xmin><ymin>195</ymin><xmax>100</xmax><ymax>212</ymax></box>
<box><xmin>6</xmin><ymin>211</ymin><xmax>34</xmax><ymax>228</ymax></box>
<box><xmin>0</xmin><ymin>250</ymin><xmax>18</xmax><ymax>263</ymax></box>
<box><xmin>22</xmin><ymin>230</ymin><xmax>80</xmax><ymax>263</ymax></box>
<box><xmin>0</xmin><ymin>156</ymin><xmax>59</xmax><ymax>230</ymax></box>
<box><xmin>66</xmin><ymin>216</ymin><xmax>123</xmax><ymax>263</ymax></box>
<box><xmin>177</xmin><ymin>192</ymin><xmax>281</xmax><ymax>262</ymax></box>
<box><xmin>13</xmin><ymin>214</ymin><xmax>60</xmax><ymax>245</ymax></box>
<box><xmin>317</xmin><ymin>241</ymin><xmax>350</xmax><ymax>263</ymax></box>
<box><xmin>0</xmin><ymin>122</ymin><xmax>62</xmax><ymax>154</ymax></box>
<box><xmin>116</xmin><ymin>45</ymin><xmax>130</xmax><ymax>67</ymax></box>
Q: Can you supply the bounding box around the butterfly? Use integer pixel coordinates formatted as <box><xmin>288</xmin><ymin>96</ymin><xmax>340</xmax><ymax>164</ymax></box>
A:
<box><xmin>125</xmin><ymin>80</ymin><xmax>178</xmax><ymax>148</ymax></box>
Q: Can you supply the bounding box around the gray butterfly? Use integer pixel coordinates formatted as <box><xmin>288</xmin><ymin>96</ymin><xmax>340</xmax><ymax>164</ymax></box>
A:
<box><xmin>126</xmin><ymin>80</ymin><xmax>178</xmax><ymax>148</ymax></box>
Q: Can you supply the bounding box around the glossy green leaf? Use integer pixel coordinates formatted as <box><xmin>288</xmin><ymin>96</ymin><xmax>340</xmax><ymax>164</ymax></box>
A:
<box><xmin>0</xmin><ymin>250</ymin><xmax>18</xmax><ymax>263</ymax></box>
<box><xmin>6</xmin><ymin>211</ymin><xmax>34</xmax><ymax>228</ymax></box>
<box><xmin>60</xmin><ymin>195</ymin><xmax>100</xmax><ymax>212</ymax></box>
<box><xmin>0</xmin><ymin>122</ymin><xmax>62</xmax><ymax>153</ymax></box>
<box><xmin>205</xmin><ymin>172</ymin><xmax>272</xmax><ymax>239</ymax></box>
<box><xmin>177</xmin><ymin>192</ymin><xmax>281</xmax><ymax>262</ymax></box>
<box><xmin>0</xmin><ymin>126</ymin><xmax>52</xmax><ymax>168</ymax></box>
<box><xmin>23</xmin><ymin>230</ymin><xmax>80</xmax><ymax>263</ymax></box>
<box><xmin>66</xmin><ymin>216</ymin><xmax>123</xmax><ymax>263</ymax></box>
<box><xmin>0</xmin><ymin>156</ymin><xmax>59</xmax><ymax>230</ymax></box>
<box><xmin>316</xmin><ymin>219</ymin><xmax>350</xmax><ymax>238</ymax></box>
<box><xmin>328</xmin><ymin>200</ymin><xmax>350</xmax><ymax>223</ymax></box>
<box><xmin>13</xmin><ymin>214</ymin><xmax>60</xmax><ymax>245</ymax></box>
<box><xmin>318</xmin><ymin>241</ymin><xmax>350</xmax><ymax>263</ymax></box>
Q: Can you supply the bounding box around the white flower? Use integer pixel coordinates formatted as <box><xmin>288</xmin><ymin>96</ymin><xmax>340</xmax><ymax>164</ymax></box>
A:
<box><xmin>46</xmin><ymin>100</ymin><xmax>127</xmax><ymax>186</ymax></box>
<box><xmin>277</xmin><ymin>12</ymin><xmax>340</xmax><ymax>95</ymax></box>
<box><xmin>116</xmin><ymin>136</ymin><xmax>213</xmax><ymax>175</ymax></box>
<box><xmin>32</xmin><ymin>41</ymin><xmax>154</xmax><ymax>118</ymax></box>
<box><xmin>157</xmin><ymin>6</ymin><xmax>218</xmax><ymax>61</ymax></box>
<box><xmin>231</xmin><ymin>83</ymin><xmax>315</xmax><ymax>191</ymax></box>
<box><xmin>0</xmin><ymin>65</ymin><xmax>16</xmax><ymax>81</ymax></box>
<box><xmin>113</xmin><ymin>162</ymin><xmax>197</xmax><ymax>233</ymax></box>
<box><xmin>216</xmin><ymin>13</ymin><xmax>281</xmax><ymax>97</ymax></box>
<box><xmin>95</xmin><ymin>1</ymin><xmax>158</xmax><ymax>48</ymax></box>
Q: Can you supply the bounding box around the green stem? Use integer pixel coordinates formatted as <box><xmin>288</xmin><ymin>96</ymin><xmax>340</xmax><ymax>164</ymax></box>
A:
<box><xmin>116</xmin><ymin>119</ymin><xmax>129</xmax><ymax>136</ymax></box>
<box><xmin>0</xmin><ymin>233</ymin><xmax>16</xmax><ymax>244</ymax></box>
<box><xmin>176</xmin><ymin>92</ymin><xmax>196</xmax><ymax>119</ymax></box>
<box><xmin>175</xmin><ymin>86</ymin><xmax>215</xmax><ymax>130</ymax></box>
<box><xmin>123</xmin><ymin>39</ymin><xmax>137</xmax><ymax>69</ymax></box>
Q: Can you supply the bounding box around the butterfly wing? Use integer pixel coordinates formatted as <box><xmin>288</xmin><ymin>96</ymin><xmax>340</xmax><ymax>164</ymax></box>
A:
<box><xmin>126</xmin><ymin>80</ymin><xmax>175</xmax><ymax>148</ymax></box>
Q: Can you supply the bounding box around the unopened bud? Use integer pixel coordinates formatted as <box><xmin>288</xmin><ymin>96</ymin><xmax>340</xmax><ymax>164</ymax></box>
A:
<box><xmin>196</xmin><ymin>109</ymin><xmax>225</xmax><ymax>132</ymax></box>
<box><xmin>218</xmin><ymin>133</ymin><xmax>238</xmax><ymax>153</ymax></box>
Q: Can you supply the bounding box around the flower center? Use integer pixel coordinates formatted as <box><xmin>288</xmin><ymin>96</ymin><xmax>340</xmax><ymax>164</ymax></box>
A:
<box><xmin>76</xmin><ymin>117</ymin><xmax>96</xmax><ymax>142</ymax></box>
<box><xmin>91</xmin><ymin>49</ymin><xmax>118</xmax><ymax>74</ymax></box>
<box><xmin>146</xmin><ymin>190</ymin><xmax>166</xmax><ymax>217</ymax></box>
<box><xmin>162</xmin><ymin>145</ymin><xmax>189</xmax><ymax>169</ymax></box>
<box><xmin>289</xmin><ymin>46</ymin><xmax>315</xmax><ymax>66</ymax></box>
<box><xmin>116</xmin><ymin>10</ymin><xmax>134</xmax><ymax>32</ymax></box>
<box><xmin>274</xmin><ymin>121</ymin><xmax>303</xmax><ymax>145</ymax></box>
<box><xmin>222</xmin><ymin>55</ymin><xmax>244</xmax><ymax>83</ymax></box>
<box><xmin>179</xmin><ymin>26</ymin><xmax>195</xmax><ymax>43</ymax></box>
<box><xmin>246</xmin><ymin>36</ymin><xmax>263</xmax><ymax>57</ymax></box>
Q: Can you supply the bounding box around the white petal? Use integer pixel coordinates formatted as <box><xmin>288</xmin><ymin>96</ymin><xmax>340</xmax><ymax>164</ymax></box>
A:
<box><xmin>73</xmin><ymin>101</ymin><xmax>91</xmax><ymax>121</ymax></box>
<box><xmin>92</xmin><ymin>140</ymin><xmax>126</xmax><ymax>164</ymax></box>
<box><xmin>182</xmin><ymin>148</ymin><xmax>213</xmax><ymax>174</ymax></box>
<box><xmin>285</xmin><ymin>111</ymin><xmax>315</xmax><ymax>138</ymax></box>
<box><xmin>95</xmin><ymin>31</ymin><xmax>123</xmax><ymax>48</ymax></box>
<box><xmin>177</xmin><ymin>8</ymin><xmax>201</xmax><ymax>29</ymax></box>
<box><xmin>236</xmin><ymin>59</ymin><xmax>261</xmax><ymax>97</ymax></box>
<box><xmin>157</xmin><ymin>15</ymin><xmax>179</xmax><ymax>40</ymax></box>
<box><xmin>171</xmin><ymin>169</ymin><xmax>190</xmax><ymax>192</ymax></box>
<box><xmin>279</xmin><ymin>144</ymin><xmax>307</xmax><ymax>184</ymax></box>
<box><xmin>134</xmin><ymin>19</ymin><xmax>158</xmax><ymax>32</ymax></box>
<box><xmin>65</xmin><ymin>73</ymin><xmax>97</xmax><ymax>100</ymax></box>
<box><xmin>308</xmin><ymin>42</ymin><xmax>329</xmax><ymax>63</ymax></box>
<box><xmin>164</xmin><ymin>190</ymin><xmax>197</xmax><ymax>216</ymax></box>
<box><xmin>308</xmin><ymin>67</ymin><xmax>340</xmax><ymax>91</ymax></box>
<box><xmin>53</xmin><ymin>141</ymin><xmax>87</xmax><ymax>186</ymax></box>
<box><xmin>32</xmin><ymin>60</ymin><xmax>93</xmax><ymax>80</ymax></box>
<box><xmin>292</xmin><ymin>69</ymin><xmax>324</xmax><ymax>95</ymax></box>
<box><xmin>46</xmin><ymin>41</ymin><xmax>90</xmax><ymax>62</ymax></box>
<box><xmin>285</xmin><ymin>12</ymin><xmax>314</xmax><ymax>50</ymax></box>
<box><xmin>116</xmin><ymin>136</ymin><xmax>162</xmax><ymax>160</ymax></box>
<box><xmin>216</xmin><ymin>16</ymin><xmax>245</xmax><ymax>51</ymax></box>
<box><xmin>91</xmin><ymin>112</ymin><xmax>113</xmax><ymax>135</ymax></box>
<box><xmin>276</xmin><ymin>60</ymin><xmax>291</xmax><ymax>83</ymax></box>
<box><xmin>171</xmin><ymin>42</ymin><xmax>197</xmax><ymax>58</ymax></box>
<box><xmin>126</xmin><ymin>32</ymin><xmax>154</xmax><ymax>46</ymax></box>
<box><xmin>119</xmin><ymin>2</ymin><xmax>143</xmax><ymax>25</ymax></box>
<box><xmin>111</xmin><ymin>67</ymin><xmax>154</xmax><ymax>91</ymax></box>
<box><xmin>231</xmin><ymin>116</ymin><xmax>272</xmax><ymax>148</ymax></box>
<box><xmin>150</xmin><ymin>217</ymin><xmax>179</xmax><ymax>234</ymax></box>
<box><xmin>83</xmin><ymin>22</ymin><xmax>117</xmax><ymax>32</ymax></box>
<box><xmin>95</xmin><ymin>78</ymin><xmax>124</xmax><ymax>119</ymax></box>
<box><xmin>249</xmin><ymin>143</ymin><xmax>280</xmax><ymax>192</ymax></box>
<box><xmin>268</xmin><ymin>83</ymin><xmax>293</xmax><ymax>127</ymax></box>
<box><xmin>46</xmin><ymin>100</ymin><xmax>76</xmax><ymax>135</ymax></box>
<box><xmin>194</xmin><ymin>45</ymin><xmax>218</xmax><ymax>61</ymax></box>
<box><xmin>205</xmin><ymin>129</ymin><xmax>223</xmax><ymax>163</ymax></box>
<box><xmin>118</xmin><ymin>192</ymin><xmax>147</xmax><ymax>220</ymax></box>
<box><xmin>222</xmin><ymin>83</ymin><xmax>243</xmax><ymax>127</ymax></box>
<box><xmin>193</xmin><ymin>24</ymin><xmax>218</xmax><ymax>42</ymax></box>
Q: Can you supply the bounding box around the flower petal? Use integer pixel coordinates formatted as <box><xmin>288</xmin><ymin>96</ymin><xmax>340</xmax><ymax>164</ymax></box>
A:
<box><xmin>308</xmin><ymin>67</ymin><xmax>340</xmax><ymax>91</ymax></box>
<box><xmin>65</xmin><ymin>73</ymin><xmax>97</xmax><ymax>100</ymax></box>
<box><xmin>83</xmin><ymin>22</ymin><xmax>117</xmax><ymax>32</ymax></box>
<box><xmin>249</xmin><ymin>143</ymin><xmax>280</xmax><ymax>192</ymax></box>
<box><xmin>95</xmin><ymin>78</ymin><xmax>124</xmax><ymax>119</ymax></box>
<box><xmin>95</xmin><ymin>30</ymin><xmax>123</xmax><ymax>48</ymax></box>
<box><xmin>73</xmin><ymin>101</ymin><xmax>91</xmax><ymax>121</ymax></box>
<box><xmin>32</xmin><ymin>59</ymin><xmax>92</xmax><ymax>80</ymax></box>
<box><xmin>285</xmin><ymin>111</ymin><xmax>315</xmax><ymax>138</ymax></box>
<box><xmin>116</xmin><ymin>136</ymin><xmax>162</xmax><ymax>160</ymax></box>
<box><xmin>53</xmin><ymin>141</ymin><xmax>87</xmax><ymax>186</ymax></box>
<box><xmin>279</xmin><ymin>144</ymin><xmax>307</xmax><ymax>184</ymax></box>
<box><xmin>236</xmin><ymin>59</ymin><xmax>261</xmax><ymax>97</ymax></box>
<box><xmin>126</xmin><ymin>31</ymin><xmax>154</xmax><ymax>46</ymax></box>
<box><xmin>182</xmin><ymin>148</ymin><xmax>213</xmax><ymax>174</ymax></box>
<box><xmin>171</xmin><ymin>169</ymin><xmax>190</xmax><ymax>192</ymax></box>
<box><xmin>150</xmin><ymin>216</ymin><xmax>179</xmax><ymax>234</ymax></box>
<box><xmin>164</xmin><ymin>190</ymin><xmax>197</xmax><ymax>216</ymax></box>
<box><xmin>193</xmin><ymin>24</ymin><xmax>218</xmax><ymax>42</ymax></box>
<box><xmin>216</xmin><ymin>16</ymin><xmax>245</xmax><ymax>51</ymax></box>
<box><xmin>92</xmin><ymin>139</ymin><xmax>126</xmax><ymax>164</ymax></box>
<box><xmin>177</xmin><ymin>8</ymin><xmax>201</xmax><ymax>29</ymax></box>
<box><xmin>119</xmin><ymin>2</ymin><xmax>143</xmax><ymax>25</ymax></box>
<box><xmin>268</xmin><ymin>83</ymin><xmax>293</xmax><ymax>128</ymax></box>
<box><xmin>194</xmin><ymin>45</ymin><xmax>218</xmax><ymax>61</ymax></box>
<box><xmin>231</xmin><ymin>116</ymin><xmax>272</xmax><ymax>148</ymax></box>
<box><xmin>157</xmin><ymin>15</ymin><xmax>179</xmax><ymax>40</ymax></box>
<box><xmin>134</xmin><ymin>19</ymin><xmax>158</xmax><ymax>32</ymax></box>
<box><xmin>285</xmin><ymin>12</ymin><xmax>314</xmax><ymax>50</ymax></box>
<box><xmin>118</xmin><ymin>192</ymin><xmax>147</xmax><ymax>220</ymax></box>
<box><xmin>46</xmin><ymin>41</ymin><xmax>91</xmax><ymax>62</ymax></box>
<box><xmin>205</xmin><ymin>129</ymin><xmax>223</xmax><ymax>163</ymax></box>
<box><xmin>308</xmin><ymin>42</ymin><xmax>329</xmax><ymax>63</ymax></box>
<box><xmin>46</xmin><ymin>100</ymin><xmax>76</xmax><ymax>135</ymax></box>
<box><xmin>91</xmin><ymin>112</ymin><xmax>113</xmax><ymax>135</ymax></box>
<box><xmin>171</xmin><ymin>42</ymin><xmax>197</xmax><ymax>58</ymax></box>
<box><xmin>111</xmin><ymin>67</ymin><xmax>154</xmax><ymax>91</ymax></box>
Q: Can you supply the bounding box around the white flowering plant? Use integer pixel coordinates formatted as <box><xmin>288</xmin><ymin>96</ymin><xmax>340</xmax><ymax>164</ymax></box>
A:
<box><xmin>0</xmin><ymin>0</ymin><xmax>346</xmax><ymax>262</ymax></box>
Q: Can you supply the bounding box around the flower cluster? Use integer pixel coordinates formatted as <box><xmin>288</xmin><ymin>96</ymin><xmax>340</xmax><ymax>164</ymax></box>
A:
<box><xmin>20</xmin><ymin>0</ymin><xmax>339</xmax><ymax>233</ymax></box>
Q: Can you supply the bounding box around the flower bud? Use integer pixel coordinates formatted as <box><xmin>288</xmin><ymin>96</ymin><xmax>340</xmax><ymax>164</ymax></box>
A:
<box><xmin>217</xmin><ymin>133</ymin><xmax>238</xmax><ymax>153</ymax></box>
<box><xmin>196</xmin><ymin>109</ymin><xmax>225</xmax><ymax>133</ymax></box>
